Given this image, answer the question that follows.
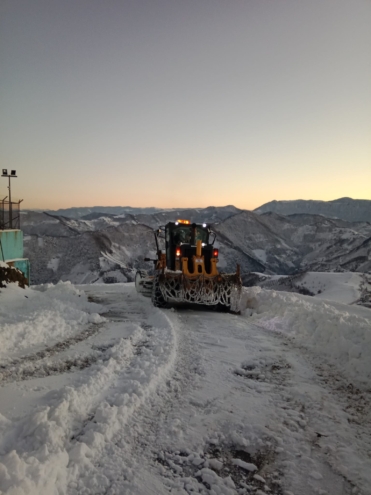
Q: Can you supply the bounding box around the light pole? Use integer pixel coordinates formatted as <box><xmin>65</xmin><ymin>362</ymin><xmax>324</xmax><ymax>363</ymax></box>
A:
<box><xmin>1</xmin><ymin>169</ymin><xmax>17</xmax><ymax>229</ymax></box>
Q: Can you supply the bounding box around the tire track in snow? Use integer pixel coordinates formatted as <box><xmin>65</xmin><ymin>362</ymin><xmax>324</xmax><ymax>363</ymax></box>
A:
<box><xmin>127</xmin><ymin>308</ymin><xmax>203</xmax><ymax>454</ymax></box>
<box><xmin>1</xmin><ymin>285</ymin><xmax>367</xmax><ymax>495</ymax></box>
<box><xmin>0</xmin><ymin>324</ymin><xmax>152</xmax><ymax>385</ymax></box>
<box><xmin>99</xmin><ymin>310</ymin><xmax>289</xmax><ymax>495</ymax></box>
<box><xmin>0</xmin><ymin>322</ymin><xmax>105</xmax><ymax>384</ymax></box>
<box><xmin>279</xmin><ymin>333</ymin><xmax>371</xmax><ymax>494</ymax></box>
<box><xmin>243</xmin><ymin>322</ymin><xmax>367</xmax><ymax>495</ymax></box>
<box><xmin>0</xmin><ymin>286</ymin><xmax>175</xmax><ymax>495</ymax></box>
<box><xmin>70</xmin><ymin>307</ymin><xmax>201</xmax><ymax>495</ymax></box>
<box><xmin>68</xmin><ymin>323</ymin><xmax>154</xmax><ymax>444</ymax></box>
<box><xmin>62</xmin><ymin>288</ymin><xmax>178</xmax><ymax>495</ymax></box>
<box><xmin>121</xmin><ymin>310</ymin><xmax>356</xmax><ymax>495</ymax></box>
<box><xmin>0</xmin><ymin>290</ymin><xmax>150</xmax><ymax>385</ymax></box>
<box><xmin>151</xmin><ymin>313</ymin><xmax>291</xmax><ymax>495</ymax></box>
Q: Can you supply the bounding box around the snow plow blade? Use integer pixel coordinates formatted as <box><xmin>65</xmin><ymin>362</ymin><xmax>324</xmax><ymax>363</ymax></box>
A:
<box><xmin>135</xmin><ymin>269</ymin><xmax>153</xmax><ymax>296</ymax></box>
<box><xmin>156</xmin><ymin>272</ymin><xmax>242</xmax><ymax>312</ymax></box>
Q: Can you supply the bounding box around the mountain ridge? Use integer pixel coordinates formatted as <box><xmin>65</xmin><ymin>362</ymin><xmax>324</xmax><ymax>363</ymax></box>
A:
<box><xmin>25</xmin><ymin>198</ymin><xmax>371</xmax><ymax>223</ymax></box>
<box><xmin>21</xmin><ymin>205</ymin><xmax>371</xmax><ymax>286</ymax></box>
<box><xmin>254</xmin><ymin>198</ymin><xmax>371</xmax><ymax>222</ymax></box>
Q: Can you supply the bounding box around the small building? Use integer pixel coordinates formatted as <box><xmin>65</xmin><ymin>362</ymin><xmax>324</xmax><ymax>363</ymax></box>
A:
<box><xmin>0</xmin><ymin>229</ymin><xmax>30</xmax><ymax>284</ymax></box>
<box><xmin>0</xmin><ymin>182</ymin><xmax>30</xmax><ymax>284</ymax></box>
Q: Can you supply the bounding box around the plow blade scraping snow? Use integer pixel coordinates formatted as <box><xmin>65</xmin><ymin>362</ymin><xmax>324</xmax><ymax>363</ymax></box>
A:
<box><xmin>156</xmin><ymin>273</ymin><xmax>242</xmax><ymax>312</ymax></box>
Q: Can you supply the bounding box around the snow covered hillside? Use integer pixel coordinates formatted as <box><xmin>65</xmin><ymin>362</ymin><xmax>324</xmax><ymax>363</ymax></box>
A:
<box><xmin>244</xmin><ymin>272</ymin><xmax>371</xmax><ymax>308</ymax></box>
<box><xmin>255</xmin><ymin>198</ymin><xmax>371</xmax><ymax>223</ymax></box>
<box><xmin>45</xmin><ymin>206</ymin><xmax>167</xmax><ymax>219</ymax></box>
<box><xmin>216</xmin><ymin>211</ymin><xmax>371</xmax><ymax>275</ymax></box>
<box><xmin>1</xmin><ymin>281</ymin><xmax>371</xmax><ymax>494</ymax></box>
<box><xmin>21</xmin><ymin>207</ymin><xmax>257</xmax><ymax>285</ymax></box>
<box><xmin>22</xmin><ymin>207</ymin><xmax>371</xmax><ymax>285</ymax></box>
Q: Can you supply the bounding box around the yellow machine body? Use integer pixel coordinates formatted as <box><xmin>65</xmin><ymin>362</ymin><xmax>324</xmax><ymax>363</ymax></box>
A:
<box><xmin>136</xmin><ymin>221</ymin><xmax>242</xmax><ymax>312</ymax></box>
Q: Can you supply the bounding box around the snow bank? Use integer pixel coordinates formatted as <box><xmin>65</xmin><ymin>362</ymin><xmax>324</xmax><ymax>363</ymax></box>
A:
<box><xmin>0</xmin><ymin>286</ymin><xmax>177</xmax><ymax>495</ymax></box>
<box><xmin>0</xmin><ymin>282</ymin><xmax>105</xmax><ymax>360</ymax></box>
<box><xmin>244</xmin><ymin>287</ymin><xmax>371</xmax><ymax>389</ymax></box>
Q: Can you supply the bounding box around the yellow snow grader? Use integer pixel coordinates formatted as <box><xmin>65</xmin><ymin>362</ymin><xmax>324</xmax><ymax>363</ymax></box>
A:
<box><xmin>135</xmin><ymin>220</ymin><xmax>242</xmax><ymax>312</ymax></box>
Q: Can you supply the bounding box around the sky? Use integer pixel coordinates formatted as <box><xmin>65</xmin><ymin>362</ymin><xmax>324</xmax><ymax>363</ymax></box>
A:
<box><xmin>0</xmin><ymin>0</ymin><xmax>370</xmax><ymax>211</ymax></box>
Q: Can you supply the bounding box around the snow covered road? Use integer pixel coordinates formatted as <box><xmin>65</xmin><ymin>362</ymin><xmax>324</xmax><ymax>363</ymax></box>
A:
<box><xmin>1</xmin><ymin>282</ymin><xmax>371</xmax><ymax>495</ymax></box>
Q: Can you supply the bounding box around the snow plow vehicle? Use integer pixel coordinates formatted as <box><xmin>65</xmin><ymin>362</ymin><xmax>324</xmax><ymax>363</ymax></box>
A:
<box><xmin>135</xmin><ymin>220</ymin><xmax>242</xmax><ymax>312</ymax></box>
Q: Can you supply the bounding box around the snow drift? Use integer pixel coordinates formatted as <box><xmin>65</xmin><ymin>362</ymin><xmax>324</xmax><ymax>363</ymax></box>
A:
<box><xmin>245</xmin><ymin>287</ymin><xmax>371</xmax><ymax>390</ymax></box>
<box><xmin>0</xmin><ymin>282</ymin><xmax>105</xmax><ymax>362</ymax></box>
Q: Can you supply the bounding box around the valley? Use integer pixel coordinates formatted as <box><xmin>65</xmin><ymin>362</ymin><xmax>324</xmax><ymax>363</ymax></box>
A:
<box><xmin>21</xmin><ymin>204</ymin><xmax>371</xmax><ymax>287</ymax></box>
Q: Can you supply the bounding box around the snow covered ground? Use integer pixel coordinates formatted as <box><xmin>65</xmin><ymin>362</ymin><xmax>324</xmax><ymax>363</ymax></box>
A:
<box><xmin>0</xmin><ymin>281</ymin><xmax>370</xmax><ymax>494</ymax></box>
<box><xmin>300</xmin><ymin>272</ymin><xmax>363</xmax><ymax>304</ymax></box>
<box><xmin>250</xmin><ymin>271</ymin><xmax>370</xmax><ymax>308</ymax></box>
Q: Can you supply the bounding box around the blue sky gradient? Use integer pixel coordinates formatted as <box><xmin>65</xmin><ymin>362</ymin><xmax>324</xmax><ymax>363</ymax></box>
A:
<box><xmin>1</xmin><ymin>0</ymin><xmax>370</xmax><ymax>209</ymax></box>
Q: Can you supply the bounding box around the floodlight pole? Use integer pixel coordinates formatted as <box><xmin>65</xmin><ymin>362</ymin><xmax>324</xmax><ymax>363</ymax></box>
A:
<box><xmin>1</xmin><ymin>196</ymin><xmax>7</xmax><ymax>230</ymax></box>
<box><xmin>8</xmin><ymin>175</ymin><xmax>12</xmax><ymax>229</ymax></box>
<box><xmin>1</xmin><ymin>170</ymin><xmax>17</xmax><ymax>229</ymax></box>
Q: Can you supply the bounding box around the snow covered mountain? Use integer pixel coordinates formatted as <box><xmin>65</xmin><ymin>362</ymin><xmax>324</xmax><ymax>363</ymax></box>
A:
<box><xmin>254</xmin><ymin>197</ymin><xmax>371</xmax><ymax>222</ymax></box>
<box><xmin>21</xmin><ymin>206</ymin><xmax>371</xmax><ymax>285</ymax></box>
<box><xmin>44</xmin><ymin>205</ymin><xmax>168</xmax><ymax>219</ymax></box>
<box><xmin>23</xmin><ymin>214</ymin><xmax>155</xmax><ymax>285</ymax></box>
<box><xmin>42</xmin><ymin>204</ymin><xmax>241</xmax><ymax>220</ymax></box>
<box><xmin>215</xmin><ymin>210</ymin><xmax>371</xmax><ymax>275</ymax></box>
<box><xmin>22</xmin><ymin>206</ymin><xmax>247</xmax><ymax>285</ymax></box>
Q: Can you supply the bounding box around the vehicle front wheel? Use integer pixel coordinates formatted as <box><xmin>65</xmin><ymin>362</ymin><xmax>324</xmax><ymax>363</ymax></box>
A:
<box><xmin>151</xmin><ymin>275</ymin><xmax>167</xmax><ymax>308</ymax></box>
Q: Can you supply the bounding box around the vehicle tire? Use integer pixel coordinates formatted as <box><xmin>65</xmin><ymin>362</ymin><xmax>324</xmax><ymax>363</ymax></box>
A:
<box><xmin>135</xmin><ymin>270</ymin><xmax>147</xmax><ymax>293</ymax></box>
<box><xmin>216</xmin><ymin>302</ymin><xmax>231</xmax><ymax>313</ymax></box>
<box><xmin>151</xmin><ymin>275</ymin><xmax>167</xmax><ymax>308</ymax></box>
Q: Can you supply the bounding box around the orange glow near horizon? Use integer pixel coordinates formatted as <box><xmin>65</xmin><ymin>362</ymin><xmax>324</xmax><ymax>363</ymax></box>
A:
<box><xmin>17</xmin><ymin>185</ymin><xmax>371</xmax><ymax>212</ymax></box>
<box><xmin>1</xmin><ymin>0</ymin><xmax>370</xmax><ymax>213</ymax></box>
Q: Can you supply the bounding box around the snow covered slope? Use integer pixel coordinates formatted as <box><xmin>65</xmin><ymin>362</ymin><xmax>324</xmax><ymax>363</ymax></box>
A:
<box><xmin>23</xmin><ymin>221</ymin><xmax>156</xmax><ymax>285</ymax></box>
<box><xmin>286</xmin><ymin>214</ymin><xmax>371</xmax><ymax>273</ymax></box>
<box><xmin>0</xmin><ymin>282</ymin><xmax>105</xmax><ymax>361</ymax></box>
<box><xmin>21</xmin><ymin>207</ymin><xmax>252</xmax><ymax>285</ymax></box>
<box><xmin>215</xmin><ymin>211</ymin><xmax>371</xmax><ymax>275</ymax></box>
<box><xmin>22</xmin><ymin>206</ymin><xmax>371</xmax><ymax>285</ymax></box>
<box><xmin>214</xmin><ymin>211</ymin><xmax>299</xmax><ymax>274</ymax></box>
<box><xmin>1</xmin><ymin>282</ymin><xmax>371</xmax><ymax>494</ymax></box>
<box><xmin>245</xmin><ymin>271</ymin><xmax>370</xmax><ymax>307</ymax></box>
<box><xmin>44</xmin><ymin>206</ymin><xmax>166</xmax><ymax>219</ymax></box>
<box><xmin>245</xmin><ymin>286</ymin><xmax>371</xmax><ymax>389</ymax></box>
<box><xmin>299</xmin><ymin>272</ymin><xmax>363</xmax><ymax>304</ymax></box>
<box><xmin>255</xmin><ymin>197</ymin><xmax>371</xmax><ymax>223</ymax></box>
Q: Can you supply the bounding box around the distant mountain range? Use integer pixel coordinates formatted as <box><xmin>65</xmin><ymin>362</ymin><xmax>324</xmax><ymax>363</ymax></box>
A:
<box><xmin>39</xmin><ymin>198</ymin><xmax>371</xmax><ymax>223</ymax></box>
<box><xmin>44</xmin><ymin>206</ymin><xmax>168</xmax><ymax>219</ymax></box>
<box><xmin>21</xmin><ymin>202</ymin><xmax>371</xmax><ymax>286</ymax></box>
<box><xmin>254</xmin><ymin>197</ymin><xmax>371</xmax><ymax>222</ymax></box>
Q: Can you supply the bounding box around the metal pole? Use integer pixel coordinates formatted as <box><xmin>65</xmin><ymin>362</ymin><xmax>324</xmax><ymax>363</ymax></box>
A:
<box><xmin>17</xmin><ymin>199</ymin><xmax>23</xmax><ymax>229</ymax></box>
<box><xmin>8</xmin><ymin>176</ymin><xmax>12</xmax><ymax>229</ymax></box>
<box><xmin>0</xmin><ymin>197</ymin><xmax>7</xmax><ymax>230</ymax></box>
<box><xmin>0</xmin><ymin>238</ymin><xmax>4</xmax><ymax>261</ymax></box>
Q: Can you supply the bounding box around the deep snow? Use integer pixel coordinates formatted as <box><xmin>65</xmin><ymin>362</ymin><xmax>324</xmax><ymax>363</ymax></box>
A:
<box><xmin>0</xmin><ymin>281</ymin><xmax>370</xmax><ymax>495</ymax></box>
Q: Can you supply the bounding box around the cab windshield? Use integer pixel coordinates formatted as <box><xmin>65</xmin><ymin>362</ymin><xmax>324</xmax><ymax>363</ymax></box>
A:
<box><xmin>172</xmin><ymin>226</ymin><xmax>192</xmax><ymax>245</ymax></box>
<box><xmin>171</xmin><ymin>225</ymin><xmax>208</xmax><ymax>245</ymax></box>
<box><xmin>194</xmin><ymin>227</ymin><xmax>208</xmax><ymax>243</ymax></box>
